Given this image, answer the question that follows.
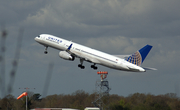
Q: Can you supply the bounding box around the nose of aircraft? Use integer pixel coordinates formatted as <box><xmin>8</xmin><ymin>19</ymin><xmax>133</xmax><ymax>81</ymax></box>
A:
<box><xmin>34</xmin><ymin>37</ymin><xmax>37</xmax><ymax>41</ymax></box>
<box><xmin>34</xmin><ymin>36</ymin><xmax>40</xmax><ymax>41</ymax></box>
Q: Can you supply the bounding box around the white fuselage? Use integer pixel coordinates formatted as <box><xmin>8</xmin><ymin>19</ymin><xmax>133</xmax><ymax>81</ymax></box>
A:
<box><xmin>35</xmin><ymin>34</ymin><xmax>145</xmax><ymax>72</ymax></box>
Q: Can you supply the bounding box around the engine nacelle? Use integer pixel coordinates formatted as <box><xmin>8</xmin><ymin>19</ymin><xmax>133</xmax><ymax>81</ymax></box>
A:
<box><xmin>59</xmin><ymin>51</ymin><xmax>75</xmax><ymax>61</ymax></box>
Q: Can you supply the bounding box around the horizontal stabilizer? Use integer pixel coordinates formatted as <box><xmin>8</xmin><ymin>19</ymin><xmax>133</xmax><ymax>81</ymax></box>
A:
<box><xmin>143</xmin><ymin>67</ymin><xmax>157</xmax><ymax>71</ymax></box>
<box><xmin>114</xmin><ymin>55</ymin><xmax>130</xmax><ymax>59</ymax></box>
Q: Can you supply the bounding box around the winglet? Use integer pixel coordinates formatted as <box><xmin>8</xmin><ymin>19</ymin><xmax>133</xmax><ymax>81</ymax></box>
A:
<box><xmin>126</xmin><ymin>45</ymin><xmax>152</xmax><ymax>66</ymax></box>
<box><xmin>67</xmin><ymin>44</ymin><xmax>73</xmax><ymax>50</ymax></box>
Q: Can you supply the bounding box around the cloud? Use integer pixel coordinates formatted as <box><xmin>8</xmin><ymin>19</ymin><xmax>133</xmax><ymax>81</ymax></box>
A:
<box><xmin>85</xmin><ymin>36</ymin><xmax>150</xmax><ymax>54</ymax></box>
<box><xmin>20</xmin><ymin>0</ymin><xmax>180</xmax><ymax>39</ymax></box>
<box><xmin>1</xmin><ymin>0</ymin><xmax>180</xmax><ymax>97</ymax></box>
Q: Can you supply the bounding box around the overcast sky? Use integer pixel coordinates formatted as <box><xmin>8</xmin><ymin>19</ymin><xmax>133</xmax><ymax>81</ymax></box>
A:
<box><xmin>0</xmin><ymin>0</ymin><xmax>180</xmax><ymax>98</ymax></box>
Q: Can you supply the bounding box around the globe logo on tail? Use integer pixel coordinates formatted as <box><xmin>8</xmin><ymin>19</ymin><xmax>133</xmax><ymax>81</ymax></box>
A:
<box><xmin>126</xmin><ymin>51</ymin><xmax>142</xmax><ymax>66</ymax></box>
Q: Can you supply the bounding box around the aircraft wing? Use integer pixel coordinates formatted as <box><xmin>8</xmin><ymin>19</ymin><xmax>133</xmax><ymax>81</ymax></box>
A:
<box><xmin>66</xmin><ymin>44</ymin><xmax>78</xmax><ymax>57</ymax></box>
<box><xmin>66</xmin><ymin>44</ymin><xmax>100</xmax><ymax>64</ymax></box>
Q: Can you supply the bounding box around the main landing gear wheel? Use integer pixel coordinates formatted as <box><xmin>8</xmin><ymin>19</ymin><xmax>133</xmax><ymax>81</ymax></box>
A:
<box><xmin>91</xmin><ymin>64</ymin><xmax>98</xmax><ymax>70</ymax></box>
<box><xmin>78</xmin><ymin>64</ymin><xmax>85</xmax><ymax>69</ymax></box>
<box><xmin>78</xmin><ymin>59</ymin><xmax>85</xmax><ymax>69</ymax></box>
<box><xmin>44</xmin><ymin>51</ymin><xmax>48</xmax><ymax>54</ymax></box>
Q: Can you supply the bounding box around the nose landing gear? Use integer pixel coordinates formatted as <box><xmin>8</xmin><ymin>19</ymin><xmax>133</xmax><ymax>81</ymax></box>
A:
<box><xmin>44</xmin><ymin>46</ymin><xmax>48</xmax><ymax>54</ymax></box>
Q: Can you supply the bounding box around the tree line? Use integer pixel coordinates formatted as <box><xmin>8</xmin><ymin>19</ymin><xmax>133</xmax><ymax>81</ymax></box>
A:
<box><xmin>0</xmin><ymin>90</ymin><xmax>180</xmax><ymax>110</ymax></box>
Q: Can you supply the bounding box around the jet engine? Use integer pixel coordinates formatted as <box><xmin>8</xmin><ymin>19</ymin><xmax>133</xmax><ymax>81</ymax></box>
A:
<box><xmin>59</xmin><ymin>51</ymin><xmax>75</xmax><ymax>61</ymax></box>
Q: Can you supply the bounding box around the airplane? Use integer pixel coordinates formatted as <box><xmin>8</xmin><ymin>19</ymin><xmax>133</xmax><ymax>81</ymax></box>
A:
<box><xmin>35</xmin><ymin>34</ymin><xmax>156</xmax><ymax>72</ymax></box>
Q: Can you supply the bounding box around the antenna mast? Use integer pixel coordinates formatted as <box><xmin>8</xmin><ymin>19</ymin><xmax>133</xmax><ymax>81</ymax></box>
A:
<box><xmin>93</xmin><ymin>71</ymin><xmax>111</xmax><ymax>110</ymax></box>
<box><xmin>19</xmin><ymin>87</ymin><xmax>35</xmax><ymax>110</ymax></box>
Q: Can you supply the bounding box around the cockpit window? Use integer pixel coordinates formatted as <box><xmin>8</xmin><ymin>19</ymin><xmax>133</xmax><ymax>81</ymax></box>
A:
<box><xmin>37</xmin><ymin>35</ymin><xmax>40</xmax><ymax>38</ymax></box>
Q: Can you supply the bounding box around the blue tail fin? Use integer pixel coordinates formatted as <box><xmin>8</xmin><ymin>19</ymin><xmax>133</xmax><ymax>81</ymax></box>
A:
<box><xmin>125</xmin><ymin>45</ymin><xmax>152</xmax><ymax>66</ymax></box>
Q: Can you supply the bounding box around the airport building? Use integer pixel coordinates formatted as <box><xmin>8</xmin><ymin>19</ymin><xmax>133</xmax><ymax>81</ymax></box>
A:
<box><xmin>30</xmin><ymin>107</ymin><xmax>99</xmax><ymax>110</ymax></box>
<box><xmin>30</xmin><ymin>108</ymin><xmax>79</xmax><ymax>110</ymax></box>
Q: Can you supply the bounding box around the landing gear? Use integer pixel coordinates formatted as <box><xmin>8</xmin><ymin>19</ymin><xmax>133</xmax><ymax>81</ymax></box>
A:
<box><xmin>44</xmin><ymin>51</ymin><xmax>48</xmax><ymax>54</ymax></box>
<box><xmin>78</xmin><ymin>64</ymin><xmax>85</xmax><ymax>69</ymax></box>
<box><xmin>78</xmin><ymin>59</ymin><xmax>98</xmax><ymax>70</ymax></box>
<box><xmin>44</xmin><ymin>46</ymin><xmax>48</xmax><ymax>54</ymax></box>
<box><xmin>78</xmin><ymin>59</ymin><xmax>85</xmax><ymax>69</ymax></box>
<box><xmin>91</xmin><ymin>64</ymin><xmax>98</xmax><ymax>70</ymax></box>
